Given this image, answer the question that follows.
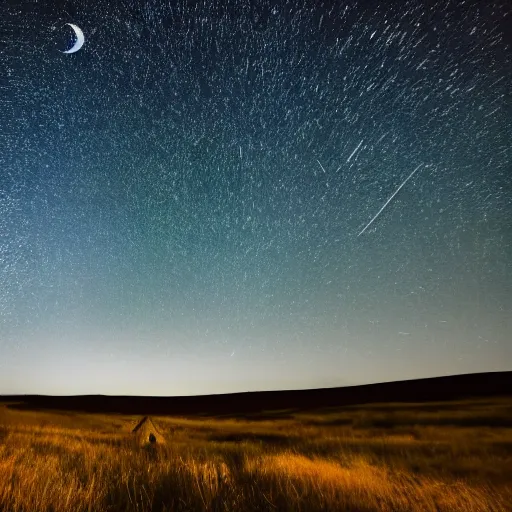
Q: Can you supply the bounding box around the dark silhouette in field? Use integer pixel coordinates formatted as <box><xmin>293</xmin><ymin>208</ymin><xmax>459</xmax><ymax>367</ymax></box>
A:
<box><xmin>2</xmin><ymin>371</ymin><xmax>511</xmax><ymax>417</ymax></box>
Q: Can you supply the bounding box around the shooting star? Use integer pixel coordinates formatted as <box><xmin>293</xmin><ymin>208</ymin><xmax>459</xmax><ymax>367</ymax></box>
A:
<box><xmin>347</xmin><ymin>139</ymin><xmax>363</xmax><ymax>162</ymax></box>
<box><xmin>316</xmin><ymin>159</ymin><xmax>327</xmax><ymax>173</ymax></box>
<box><xmin>357</xmin><ymin>163</ymin><xmax>423</xmax><ymax>237</ymax></box>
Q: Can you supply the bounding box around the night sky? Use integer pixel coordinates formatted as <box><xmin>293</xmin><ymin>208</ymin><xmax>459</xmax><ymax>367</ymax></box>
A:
<box><xmin>1</xmin><ymin>0</ymin><xmax>511</xmax><ymax>396</ymax></box>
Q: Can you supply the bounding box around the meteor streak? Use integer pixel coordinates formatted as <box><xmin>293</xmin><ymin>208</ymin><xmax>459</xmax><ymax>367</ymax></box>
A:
<box><xmin>347</xmin><ymin>139</ymin><xmax>363</xmax><ymax>162</ymax></box>
<box><xmin>357</xmin><ymin>164</ymin><xmax>422</xmax><ymax>237</ymax></box>
<box><xmin>316</xmin><ymin>159</ymin><xmax>326</xmax><ymax>173</ymax></box>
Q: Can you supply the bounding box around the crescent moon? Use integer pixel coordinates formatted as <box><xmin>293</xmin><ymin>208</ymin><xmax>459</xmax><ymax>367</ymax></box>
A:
<box><xmin>62</xmin><ymin>23</ymin><xmax>85</xmax><ymax>54</ymax></box>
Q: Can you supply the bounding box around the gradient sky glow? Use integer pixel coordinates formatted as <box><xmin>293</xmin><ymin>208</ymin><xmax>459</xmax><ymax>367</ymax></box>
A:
<box><xmin>1</xmin><ymin>0</ymin><xmax>511</xmax><ymax>395</ymax></box>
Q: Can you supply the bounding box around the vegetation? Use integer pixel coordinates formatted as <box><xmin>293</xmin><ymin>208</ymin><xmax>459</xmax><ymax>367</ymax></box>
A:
<box><xmin>0</xmin><ymin>397</ymin><xmax>511</xmax><ymax>511</ymax></box>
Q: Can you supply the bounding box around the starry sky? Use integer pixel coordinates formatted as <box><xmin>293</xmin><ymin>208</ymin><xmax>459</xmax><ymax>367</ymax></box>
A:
<box><xmin>1</xmin><ymin>0</ymin><xmax>511</xmax><ymax>396</ymax></box>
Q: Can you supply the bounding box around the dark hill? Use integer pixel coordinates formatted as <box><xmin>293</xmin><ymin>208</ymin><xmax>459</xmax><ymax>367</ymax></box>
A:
<box><xmin>2</xmin><ymin>371</ymin><xmax>511</xmax><ymax>416</ymax></box>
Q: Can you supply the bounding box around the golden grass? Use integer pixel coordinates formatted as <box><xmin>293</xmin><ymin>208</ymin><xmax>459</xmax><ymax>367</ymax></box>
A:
<box><xmin>0</xmin><ymin>397</ymin><xmax>511</xmax><ymax>511</ymax></box>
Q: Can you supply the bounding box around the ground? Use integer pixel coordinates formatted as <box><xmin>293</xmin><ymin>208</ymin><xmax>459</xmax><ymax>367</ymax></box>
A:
<box><xmin>0</xmin><ymin>396</ymin><xmax>511</xmax><ymax>511</ymax></box>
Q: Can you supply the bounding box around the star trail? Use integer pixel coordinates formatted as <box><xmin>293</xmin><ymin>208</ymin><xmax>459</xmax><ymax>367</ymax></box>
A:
<box><xmin>1</xmin><ymin>0</ymin><xmax>510</xmax><ymax>395</ymax></box>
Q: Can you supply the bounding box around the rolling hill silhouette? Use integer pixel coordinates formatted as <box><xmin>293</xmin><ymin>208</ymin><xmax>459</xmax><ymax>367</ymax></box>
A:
<box><xmin>2</xmin><ymin>371</ymin><xmax>511</xmax><ymax>417</ymax></box>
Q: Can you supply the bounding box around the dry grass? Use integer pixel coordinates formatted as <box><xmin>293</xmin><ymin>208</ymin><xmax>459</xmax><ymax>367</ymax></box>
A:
<box><xmin>0</xmin><ymin>397</ymin><xmax>511</xmax><ymax>511</ymax></box>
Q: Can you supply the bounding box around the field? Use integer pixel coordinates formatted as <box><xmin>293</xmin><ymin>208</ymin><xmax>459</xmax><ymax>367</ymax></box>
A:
<box><xmin>0</xmin><ymin>396</ymin><xmax>511</xmax><ymax>511</ymax></box>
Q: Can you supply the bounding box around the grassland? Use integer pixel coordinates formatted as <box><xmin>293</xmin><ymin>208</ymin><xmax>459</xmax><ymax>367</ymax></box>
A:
<box><xmin>0</xmin><ymin>397</ymin><xmax>511</xmax><ymax>511</ymax></box>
